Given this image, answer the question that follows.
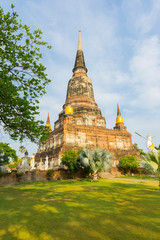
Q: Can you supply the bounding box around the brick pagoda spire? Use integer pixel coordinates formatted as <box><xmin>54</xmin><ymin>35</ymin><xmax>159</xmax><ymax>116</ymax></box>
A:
<box><xmin>64</xmin><ymin>31</ymin><xmax>103</xmax><ymax>117</ymax></box>
<box><xmin>72</xmin><ymin>30</ymin><xmax>88</xmax><ymax>76</ymax></box>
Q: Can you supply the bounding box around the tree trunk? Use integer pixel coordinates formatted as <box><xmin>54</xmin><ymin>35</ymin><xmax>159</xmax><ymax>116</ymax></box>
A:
<box><xmin>92</xmin><ymin>172</ymin><xmax>98</xmax><ymax>181</ymax></box>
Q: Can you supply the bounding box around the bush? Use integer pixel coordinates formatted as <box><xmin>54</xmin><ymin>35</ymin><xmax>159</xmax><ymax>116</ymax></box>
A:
<box><xmin>16</xmin><ymin>171</ymin><xmax>25</xmax><ymax>177</ymax></box>
<box><xmin>8</xmin><ymin>160</ymin><xmax>19</xmax><ymax>169</ymax></box>
<box><xmin>119</xmin><ymin>155</ymin><xmax>139</xmax><ymax>174</ymax></box>
<box><xmin>47</xmin><ymin>169</ymin><xmax>54</xmax><ymax>177</ymax></box>
<box><xmin>61</xmin><ymin>149</ymin><xmax>82</xmax><ymax>175</ymax></box>
<box><xmin>82</xmin><ymin>165</ymin><xmax>93</xmax><ymax>175</ymax></box>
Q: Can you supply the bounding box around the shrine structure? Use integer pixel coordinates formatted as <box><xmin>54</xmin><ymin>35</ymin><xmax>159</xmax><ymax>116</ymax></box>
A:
<box><xmin>35</xmin><ymin>31</ymin><xmax>138</xmax><ymax>169</ymax></box>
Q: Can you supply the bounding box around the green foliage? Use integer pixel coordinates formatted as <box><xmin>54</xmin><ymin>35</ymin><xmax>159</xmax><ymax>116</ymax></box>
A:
<box><xmin>155</xmin><ymin>144</ymin><xmax>160</xmax><ymax>150</ymax></box>
<box><xmin>19</xmin><ymin>146</ymin><xmax>26</xmax><ymax>154</ymax></box>
<box><xmin>8</xmin><ymin>158</ymin><xmax>20</xmax><ymax>169</ymax></box>
<box><xmin>0</xmin><ymin>5</ymin><xmax>52</xmax><ymax>142</ymax></box>
<box><xmin>47</xmin><ymin>169</ymin><xmax>54</xmax><ymax>177</ymax></box>
<box><xmin>79</xmin><ymin>148</ymin><xmax>113</xmax><ymax>174</ymax></box>
<box><xmin>16</xmin><ymin>170</ymin><xmax>25</xmax><ymax>177</ymax></box>
<box><xmin>139</xmin><ymin>163</ymin><xmax>154</xmax><ymax>175</ymax></box>
<box><xmin>0</xmin><ymin>142</ymin><xmax>18</xmax><ymax>166</ymax></box>
<box><xmin>119</xmin><ymin>155</ymin><xmax>139</xmax><ymax>174</ymax></box>
<box><xmin>140</xmin><ymin>151</ymin><xmax>160</xmax><ymax>190</ymax></box>
<box><xmin>61</xmin><ymin>149</ymin><xmax>81</xmax><ymax>174</ymax></box>
<box><xmin>82</xmin><ymin>165</ymin><xmax>93</xmax><ymax>175</ymax></box>
<box><xmin>141</xmin><ymin>151</ymin><xmax>160</xmax><ymax>175</ymax></box>
<box><xmin>134</xmin><ymin>143</ymin><xmax>146</xmax><ymax>156</ymax></box>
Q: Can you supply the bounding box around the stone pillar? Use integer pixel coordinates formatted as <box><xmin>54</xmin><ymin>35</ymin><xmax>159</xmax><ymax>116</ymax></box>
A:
<box><xmin>30</xmin><ymin>154</ymin><xmax>35</xmax><ymax>170</ymax></box>
<box><xmin>45</xmin><ymin>156</ymin><xmax>49</xmax><ymax>170</ymax></box>
<box><xmin>39</xmin><ymin>158</ymin><xmax>43</xmax><ymax>170</ymax></box>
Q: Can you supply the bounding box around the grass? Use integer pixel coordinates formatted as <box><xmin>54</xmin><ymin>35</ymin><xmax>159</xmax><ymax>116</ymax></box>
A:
<box><xmin>0</xmin><ymin>179</ymin><xmax>160</xmax><ymax>240</ymax></box>
<box><xmin>115</xmin><ymin>175</ymin><xmax>159</xmax><ymax>180</ymax></box>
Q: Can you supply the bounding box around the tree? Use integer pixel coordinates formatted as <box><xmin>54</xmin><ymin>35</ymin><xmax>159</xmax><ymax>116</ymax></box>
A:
<box><xmin>19</xmin><ymin>146</ymin><xmax>26</xmax><ymax>154</ymax></box>
<box><xmin>79</xmin><ymin>148</ymin><xmax>113</xmax><ymax>181</ymax></box>
<box><xmin>119</xmin><ymin>155</ymin><xmax>139</xmax><ymax>174</ymax></box>
<box><xmin>155</xmin><ymin>145</ymin><xmax>160</xmax><ymax>151</ymax></box>
<box><xmin>0</xmin><ymin>4</ymin><xmax>52</xmax><ymax>143</ymax></box>
<box><xmin>141</xmin><ymin>151</ymin><xmax>160</xmax><ymax>191</ymax></box>
<box><xmin>8</xmin><ymin>158</ymin><xmax>20</xmax><ymax>169</ymax></box>
<box><xmin>0</xmin><ymin>142</ymin><xmax>18</xmax><ymax>166</ymax></box>
<box><xmin>61</xmin><ymin>149</ymin><xmax>81</xmax><ymax>175</ymax></box>
<box><xmin>134</xmin><ymin>143</ymin><xmax>146</xmax><ymax>156</ymax></box>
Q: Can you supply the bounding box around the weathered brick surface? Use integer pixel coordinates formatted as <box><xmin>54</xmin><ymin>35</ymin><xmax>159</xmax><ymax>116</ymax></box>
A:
<box><xmin>35</xmin><ymin>112</ymin><xmax>139</xmax><ymax>166</ymax></box>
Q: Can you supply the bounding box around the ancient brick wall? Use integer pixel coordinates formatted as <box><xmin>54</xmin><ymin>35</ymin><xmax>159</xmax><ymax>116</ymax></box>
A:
<box><xmin>36</xmin><ymin>113</ymin><xmax>139</xmax><ymax>166</ymax></box>
<box><xmin>0</xmin><ymin>169</ymin><xmax>87</xmax><ymax>186</ymax></box>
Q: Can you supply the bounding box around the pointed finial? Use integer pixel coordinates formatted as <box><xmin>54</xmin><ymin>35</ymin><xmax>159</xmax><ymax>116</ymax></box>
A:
<box><xmin>46</xmin><ymin>112</ymin><xmax>50</xmax><ymax>124</ymax></box>
<box><xmin>116</xmin><ymin>104</ymin><xmax>124</xmax><ymax>124</ymax></box>
<box><xmin>77</xmin><ymin>30</ymin><xmax>82</xmax><ymax>51</ymax></box>
<box><xmin>117</xmin><ymin>104</ymin><xmax>121</xmax><ymax>116</ymax></box>
<box><xmin>72</xmin><ymin>30</ymin><xmax>87</xmax><ymax>75</ymax></box>
<box><xmin>46</xmin><ymin>112</ymin><xmax>52</xmax><ymax>131</ymax></box>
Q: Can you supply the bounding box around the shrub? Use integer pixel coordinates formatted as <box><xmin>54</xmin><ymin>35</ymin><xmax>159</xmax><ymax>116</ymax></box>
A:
<box><xmin>61</xmin><ymin>149</ymin><xmax>81</xmax><ymax>175</ymax></box>
<box><xmin>16</xmin><ymin>171</ymin><xmax>25</xmax><ymax>177</ymax></box>
<box><xmin>82</xmin><ymin>165</ymin><xmax>93</xmax><ymax>175</ymax></box>
<box><xmin>8</xmin><ymin>160</ymin><xmax>20</xmax><ymax>169</ymax></box>
<box><xmin>119</xmin><ymin>155</ymin><xmax>139</xmax><ymax>174</ymax></box>
<box><xmin>47</xmin><ymin>169</ymin><xmax>54</xmax><ymax>177</ymax></box>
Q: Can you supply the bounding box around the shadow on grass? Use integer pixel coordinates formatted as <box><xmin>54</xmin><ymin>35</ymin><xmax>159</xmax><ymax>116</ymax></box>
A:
<box><xmin>0</xmin><ymin>180</ymin><xmax>160</xmax><ymax>240</ymax></box>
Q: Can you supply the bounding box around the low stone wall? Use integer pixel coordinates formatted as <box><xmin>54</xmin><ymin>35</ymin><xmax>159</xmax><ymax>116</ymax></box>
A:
<box><xmin>0</xmin><ymin>169</ymin><xmax>87</xmax><ymax>186</ymax></box>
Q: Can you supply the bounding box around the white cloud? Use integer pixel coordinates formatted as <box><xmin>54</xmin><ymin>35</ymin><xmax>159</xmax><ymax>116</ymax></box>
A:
<box><xmin>122</xmin><ymin>0</ymin><xmax>160</xmax><ymax>35</ymax></box>
<box><xmin>129</xmin><ymin>36</ymin><xmax>160</xmax><ymax>109</ymax></box>
<box><xmin>130</xmin><ymin>36</ymin><xmax>160</xmax><ymax>83</ymax></box>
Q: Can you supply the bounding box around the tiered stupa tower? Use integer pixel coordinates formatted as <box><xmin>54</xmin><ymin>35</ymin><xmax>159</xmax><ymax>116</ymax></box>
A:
<box><xmin>64</xmin><ymin>31</ymin><xmax>102</xmax><ymax>117</ymax></box>
<box><xmin>35</xmin><ymin>31</ymin><xmax>138</xmax><ymax>169</ymax></box>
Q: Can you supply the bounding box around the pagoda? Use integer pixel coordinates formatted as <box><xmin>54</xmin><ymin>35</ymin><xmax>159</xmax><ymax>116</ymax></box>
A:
<box><xmin>35</xmin><ymin>31</ymin><xmax>138</xmax><ymax>169</ymax></box>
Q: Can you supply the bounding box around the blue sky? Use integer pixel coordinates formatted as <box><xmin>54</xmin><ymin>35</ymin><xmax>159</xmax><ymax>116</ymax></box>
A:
<box><xmin>1</xmin><ymin>0</ymin><xmax>160</xmax><ymax>157</ymax></box>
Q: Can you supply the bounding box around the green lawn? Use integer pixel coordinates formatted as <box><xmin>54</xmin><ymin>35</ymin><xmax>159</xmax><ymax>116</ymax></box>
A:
<box><xmin>115</xmin><ymin>175</ymin><xmax>159</xmax><ymax>181</ymax></box>
<box><xmin>0</xmin><ymin>179</ymin><xmax>160</xmax><ymax>240</ymax></box>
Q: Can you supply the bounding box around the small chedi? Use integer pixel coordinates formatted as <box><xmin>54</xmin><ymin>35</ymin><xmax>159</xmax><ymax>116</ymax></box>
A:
<box><xmin>35</xmin><ymin>31</ymin><xmax>138</xmax><ymax>169</ymax></box>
